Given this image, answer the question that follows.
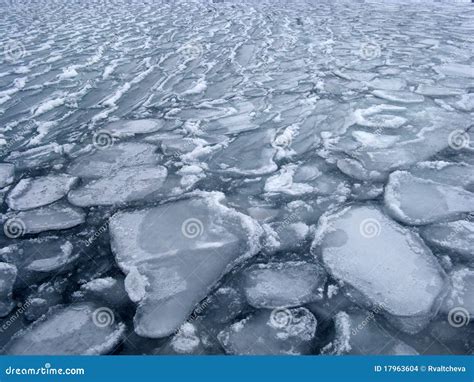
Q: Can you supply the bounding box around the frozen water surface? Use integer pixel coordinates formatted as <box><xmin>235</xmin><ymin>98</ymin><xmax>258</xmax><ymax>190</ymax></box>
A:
<box><xmin>0</xmin><ymin>0</ymin><xmax>473</xmax><ymax>355</ymax></box>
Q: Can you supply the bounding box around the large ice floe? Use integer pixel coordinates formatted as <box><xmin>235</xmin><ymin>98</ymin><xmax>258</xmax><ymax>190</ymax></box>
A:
<box><xmin>313</xmin><ymin>205</ymin><xmax>448</xmax><ymax>333</ymax></box>
<box><xmin>3</xmin><ymin>303</ymin><xmax>125</xmax><ymax>354</ymax></box>
<box><xmin>108</xmin><ymin>192</ymin><xmax>262</xmax><ymax>338</ymax></box>
<box><xmin>0</xmin><ymin>0</ymin><xmax>473</xmax><ymax>355</ymax></box>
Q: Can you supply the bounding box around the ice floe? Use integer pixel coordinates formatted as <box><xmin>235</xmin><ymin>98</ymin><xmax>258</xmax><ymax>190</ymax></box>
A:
<box><xmin>105</xmin><ymin>119</ymin><xmax>164</xmax><ymax>138</ymax></box>
<box><xmin>6</xmin><ymin>174</ymin><xmax>78</xmax><ymax>211</ymax></box>
<box><xmin>242</xmin><ymin>261</ymin><xmax>326</xmax><ymax>309</ymax></box>
<box><xmin>3</xmin><ymin>303</ymin><xmax>125</xmax><ymax>355</ymax></box>
<box><xmin>109</xmin><ymin>192</ymin><xmax>262</xmax><ymax>338</ymax></box>
<box><xmin>313</xmin><ymin>205</ymin><xmax>447</xmax><ymax>333</ymax></box>
<box><xmin>3</xmin><ymin>201</ymin><xmax>85</xmax><ymax>235</ymax></box>
<box><xmin>218</xmin><ymin>307</ymin><xmax>317</xmax><ymax>355</ymax></box>
<box><xmin>0</xmin><ymin>237</ymin><xmax>78</xmax><ymax>286</ymax></box>
<box><xmin>0</xmin><ymin>0</ymin><xmax>473</xmax><ymax>356</ymax></box>
<box><xmin>384</xmin><ymin>171</ymin><xmax>474</xmax><ymax>225</ymax></box>
<box><xmin>322</xmin><ymin>310</ymin><xmax>418</xmax><ymax>355</ymax></box>
<box><xmin>420</xmin><ymin>220</ymin><xmax>474</xmax><ymax>263</ymax></box>
<box><xmin>67</xmin><ymin>143</ymin><xmax>161</xmax><ymax>179</ymax></box>
<box><xmin>68</xmin><ymin>165</ymin><xmax>167</xmax><ymax>206</ymax></box>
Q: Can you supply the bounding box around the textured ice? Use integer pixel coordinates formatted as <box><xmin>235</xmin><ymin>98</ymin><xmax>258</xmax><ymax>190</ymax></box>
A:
<box><xmin>337</xmin><ymin>107</ymin><xmax>471</xmax><ymax>181</ymax></box>
<box><xmin>207</xmin><ymin>129</ymin><xmax>277</xmax><ymax>176</ymax></box>
<box><xmin>415</xmin><ymin>84</ymin><xmax>464</xmax><ymax>97</ymax></box>
<box><xmin>109</xmin><ymin>192</ymin><xmax>262</xmax><ymax>338</ymax></box>
<box><xmin>68</xmin><ymin>165</ymin><xmax>167</xmax><ymax>206</ymax></box>
<box><xmin>352</xmin><ymin>131</ymin><xmax>399</xmax><ymax>149</ymax></box>
<box><xmin>218</xmin><ymin>308</ymin><xmax>317</xmax><ymax>355</ymax></box>
<box><xmin>202</xmin><ymin>286</ymin><xmax>246</xmax><ymax>325</ymax></box>
<box><xmin>264</xmin><ymin>221</ymin><xmax>313</xmax><ymax>255</ymax></box>
<box><xmin>435</xmin><ymin>63</ymin><xmax>474</xmax><ymax>78</ymax></box>
<box><xmin>0</xmin><ymin>262</ymin><xmax>17</xmax><ymax>317</ymax></box>
<box><xmin>409</xmin><ymin>161</ymin><xmax>474</xmax><ymax>189</ymax></box>
<box><xmin>0</xmin><ymin>0</ymin><xmax>473</xmax><ymax>356</ymax></box>
<box><xmin>420</xmin><ymin>220</ymin><xmax>474</xmax><ymax>263</ymax></box>
<box><xmin>22</xmin><ymin>279</ymin><xmax>68</xmax><ymax>322</ymax></box>
<box><xmin>443</xmin><ymin>268</ymin><xmax>474</xmax><ymax>318</ymax></box>
<box><xmin>3</xmin><ymin>201</ymin><xmax>85</xmax><ymax>234</ymax></box>
<box><xmin>454</xmin><ymin>93</ymin><xmax>474</xmax><ymax>112</ymax></box>
<box><xmin>6</xmin><ymin>174</ymin><xmax>78</xmax><ymax>211</ymax></box>
<box><xmin>367</xmin><ymin>78</ymin><xmax>407</xmax><ymax>91</ymax></box>
<box><xmin>242</xmin><ymin>261</ymin><xmax>327</xmax><ymax>309</ymax></box>
<box><xmin>3</xmin><ymin>303</ymin><xmax>125</xmax><ymax>355</ymax></box>
<box><xmin>314</xmin><ymin>205</ymin><xmax>447</xmax><ymax>333</ymax></box>
<box><xmin>0</xmin><ymin>237</ymin><xmax>77</xmax><ymax>286</ymax></box>
<box><xmin>372</xmin><ymin>90</ymin><xmax>425</xmax><ymax>104</ymax></box>
<box><xmin>0</xmin><ymin>164</ymin><xmax>14</xmax><ymax>189</ymax></box>
<box><xmin>76</xmin><ymin>277</ymin><xmax>131</xmax><ymax>309</ymax></box>
<box><xmin>6</xmin><ymin>144</ymin><xmax>65</xmax><ymax>170</ymax></box>
<box><xmin>105</xmin><ymin>119</ymin><xmax>164</xmax><ymax>138</ymax></box>
<box><xmin>323</xmin><ymin>310</ymin><xmax>418</xmax><ymax>355</ymax></box>
<box><xmin>67</xmin><ymin>143</ymin><xmax>161</xmax><ymax>179</ymax></box>
<box><xmin>169</xmin><ymin>322</ymin><xmax>202</xmax><ymax>354</ymax></box>
<box><xmin>385</xmin><ymin>171</ymin><xmax>474</xmax><ymax>225</ymax></box>
<box><xmin>264</xmin><ymin>159</ymin><xmax>350</xmax><ymax>198</ymax></box>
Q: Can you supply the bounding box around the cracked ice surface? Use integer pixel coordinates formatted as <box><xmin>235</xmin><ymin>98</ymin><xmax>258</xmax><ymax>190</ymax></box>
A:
<box><xmin>0</xmin><ymin>0</ymin><xmax>473</xmax><ymax>355</ymax></box>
